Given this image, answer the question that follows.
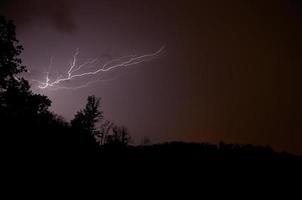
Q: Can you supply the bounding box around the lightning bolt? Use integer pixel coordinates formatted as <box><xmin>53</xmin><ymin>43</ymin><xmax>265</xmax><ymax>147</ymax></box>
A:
<box><xmin>35</xmin><ymin>75</ymin><xmax>122</xmax><ymax>91</ymax></box>
<box><xmin>33</xmin><ymin>46</ymin><xmax>165</xmax><ymax>90</ymax></box>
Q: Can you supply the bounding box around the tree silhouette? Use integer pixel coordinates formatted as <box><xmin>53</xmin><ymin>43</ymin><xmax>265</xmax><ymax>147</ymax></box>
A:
<box><xmin>71</xmin><ymin>95</ymin><xmax>103</xmax><ymax>133</ymax></box>
<box><xmin>0</xmin><ymin>16</ymin><xmax>25</xmax><ymax>90</ymax></box>
<box><xmin>71</xmin><ymin>95</ymin><xmax>104</xmax><ymax>153</ymax></box>
<box><xmin>106</xmin><ymin>125</ymin><xmax>131</xmax><ymax>147</ymax></box>
<box><xmin>0</xmin><ymin>16</ymin><xmax>52</xmax><ymax>151</ymax></box>
<box><xmin>97</xmin><ymin>120</ymin><xmax>114</xmax><ymax>145</ymax></box>
<box><xmin>0</xmin><ymin>16</ymin><xmax>51</xmax><ymax>115</ymax></box>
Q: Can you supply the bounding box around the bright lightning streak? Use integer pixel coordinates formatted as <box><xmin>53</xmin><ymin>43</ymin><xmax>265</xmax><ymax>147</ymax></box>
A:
<box><xmin>35</xmin><ymin>46</ymin><xmax>165</xmax><ymax>90</ymax></box>
<box><xmin>44</xmin><ymin>76</ymin><xmax>121</xmax><ymax>91</ymax></box>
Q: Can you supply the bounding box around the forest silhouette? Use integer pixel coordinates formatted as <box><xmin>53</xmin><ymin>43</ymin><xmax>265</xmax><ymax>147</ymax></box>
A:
<box><xmin>1</xmin><ymin>16</ymin><xmax>301</xmax><ymax>167</ymax></box>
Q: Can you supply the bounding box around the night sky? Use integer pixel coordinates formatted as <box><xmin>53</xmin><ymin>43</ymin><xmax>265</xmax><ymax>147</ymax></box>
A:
<box><xmin>1</xmin><ymin>0</ymin><xmax>302</xmax><ymax>154</ymax></box>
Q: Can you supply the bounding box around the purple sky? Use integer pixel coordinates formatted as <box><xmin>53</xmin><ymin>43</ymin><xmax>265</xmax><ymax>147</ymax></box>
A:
<box><xmin>1</xmin><ymin>0</ymin><xmax>302</xmax><ymax>154</ymax></box>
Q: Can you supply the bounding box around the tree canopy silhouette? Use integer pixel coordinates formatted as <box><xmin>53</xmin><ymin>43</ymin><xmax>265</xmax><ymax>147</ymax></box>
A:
<box><xmin>0</xmin><ymin>16</ymin><xmax>53</xmax><ymax>152</ymax></box>
<box><xmin>0</xmin><ymin>16</ymin><xmax>25</xmax><ymax>88</ymax></box>
<box><xmin>0</xmin><ymin>16</ymin><xmax>51</xmax><ymax>116</ymax></box>
<box><xmin>71</xmin><ymin>95</ymin><xmax>103</xmax><ymax>134</ymax></box>
<box><xmin>70</xmin><ymin>95</ymin><xmax>104</xmax><ymax>154</ymax></box>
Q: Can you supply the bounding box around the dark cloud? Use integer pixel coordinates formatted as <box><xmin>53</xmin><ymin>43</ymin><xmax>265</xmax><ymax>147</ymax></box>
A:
<box><xmin>0</xmin><ymin>0</ymin><xmax>76</xmax><ymax>33</ymax></box>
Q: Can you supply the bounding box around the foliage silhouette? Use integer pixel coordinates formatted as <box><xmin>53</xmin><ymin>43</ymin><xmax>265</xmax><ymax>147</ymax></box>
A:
<box><xmin>0</xmin><ymin>16</ymin><xmax>53</xmax><ymax>155</ymax></box>
<box><xmin>70</xmin><ymin>95</ymin><xmax>104</xmax><ymax>155</ymax></box>
<box><xmin>71</xmin><ymin>95</ymin><xmax>103</xmax><ymax>134</ymax></box>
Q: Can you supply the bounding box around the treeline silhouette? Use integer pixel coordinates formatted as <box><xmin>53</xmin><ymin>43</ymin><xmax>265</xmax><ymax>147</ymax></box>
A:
<box><xmin>0</xmin><ymin>16</ymin><xmax>301</xmax><ymax>165</ymax></box>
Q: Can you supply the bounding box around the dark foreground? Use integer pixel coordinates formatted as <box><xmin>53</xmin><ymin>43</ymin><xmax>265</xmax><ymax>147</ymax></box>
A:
<box><xmin>6</xmin><ymin>141</ymin><xmax>302</xmax><ymax>170</ymax></box>
<box><xmin>2</xmin><ymin>141</ymin><xmax>302</xmax><ymax>195</ymax></box>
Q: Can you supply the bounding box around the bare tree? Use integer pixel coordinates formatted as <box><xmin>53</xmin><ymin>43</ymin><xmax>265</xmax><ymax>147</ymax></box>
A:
<box><xmin>97</xmin><ymin>120</ymin><xmax>114</xmax><ymax>145</ymax></box>
<box><xmin>106</xmin><ymin>125</ymin><xmax>131</xmax><ymax>146</ymax></box>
